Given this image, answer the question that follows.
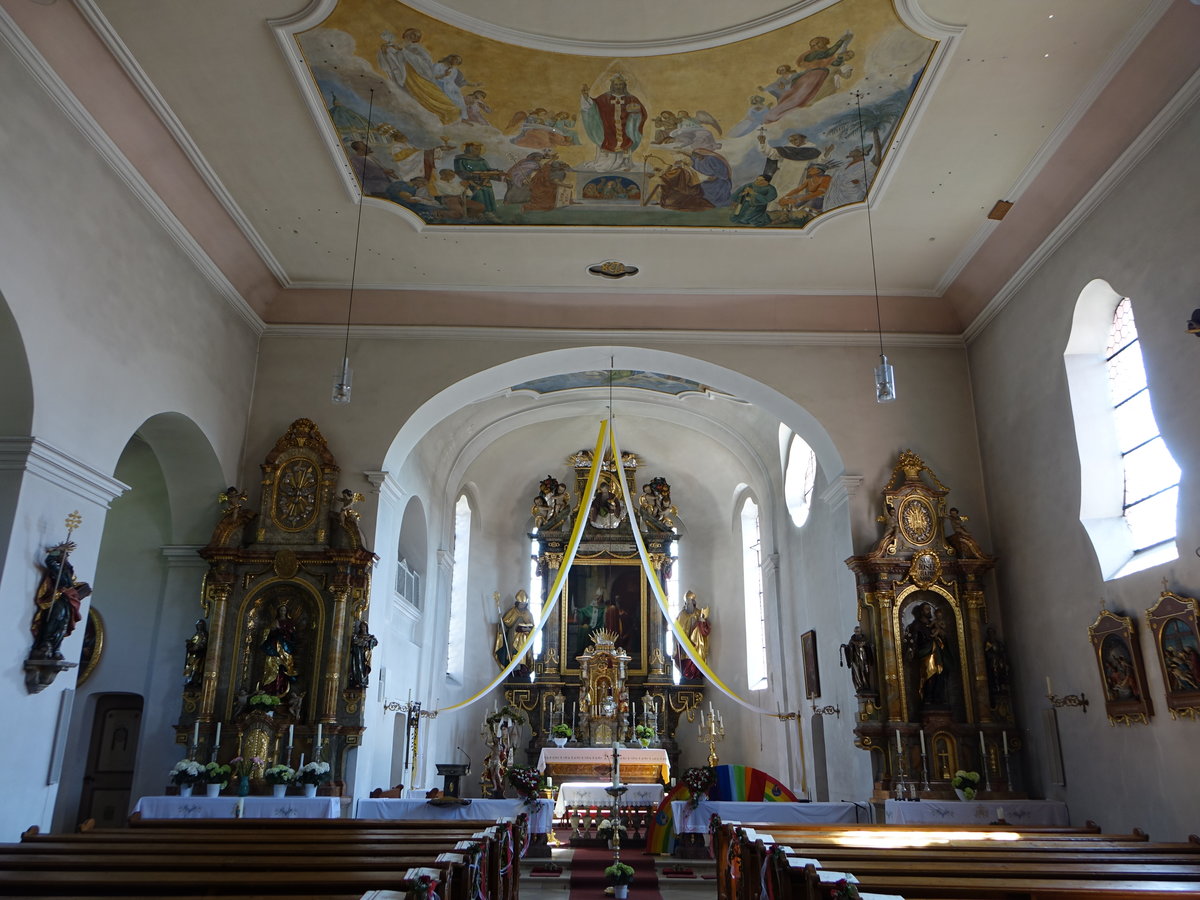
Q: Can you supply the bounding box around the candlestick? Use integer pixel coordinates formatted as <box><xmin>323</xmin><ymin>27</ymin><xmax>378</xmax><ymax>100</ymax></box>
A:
<box><xmin>214</xmin><ymin>722</ymin><xmax>221</xmax><ymax>748</ymax></box>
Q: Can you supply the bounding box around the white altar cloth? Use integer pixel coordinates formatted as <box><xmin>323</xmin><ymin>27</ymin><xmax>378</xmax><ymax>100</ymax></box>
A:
<box><xmin>355</xmin><ymin>797</ymin><xmax>553</xmax><ymax>833</ymax></box>
<box><xmin>884</xmin><ymin>799</ymin><xmax>1068</xmax><ymax>826</ymax></box>
<box><xmin>133</xmin><ymin>795</ymin><xmax>340</xmax><ymax>819</ymax></box>
<box><xmin>553</xmin><ymin>781</ymin><xmax>665</xmax><ymax>817</ymax></box>
<box><xmin>535</xmin><ymin>746</ymin><xmax>670</xmax><ymax>782</ymax></box>
<box><xmin>671</xmin><ymin>800</ymin><xmax>872</xmax><ymax>834</ymax></box>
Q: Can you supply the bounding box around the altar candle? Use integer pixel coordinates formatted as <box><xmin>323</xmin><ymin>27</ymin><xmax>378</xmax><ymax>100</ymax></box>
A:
<box><xmin>214</xmin><ymin>722</ymin><xmax>222</xmax><ymax>748</ymax></box>
<box><xmin>1002</xmin><ymin>731</ymin><xmax>1008</xmax><ymax>754</ymax></box>
<box><xmin>919</xmin><ymin>729</ymin><xmax>926</xmax><ymax>756</ymax></box>
<box><xmin>997</xmin><ymin>807</ymin><xmax>1005</xmax><ymax>821</ymax></box>
<box><xmin>612</xmin><ymin>742</ymin><xmax>620</xmax><ymax>787</ymax></box>
<box><xmin>1045</xmin><ymin>676</ymin><xmax>1052</xmax><ymax>696</ymax></box>
<box><xmin>895</xmin><ymin>730</ymin><xmax>902</xmax><ymax>754</ymax></box>
<box><xmin>288</xmin><ymin>724</ymin><xmax>295</xmax><ymax>747</ymax></box>
<box><xmin>979</xmin><ymin>731</ymin><xmax>987</xmax><ymax>766</ymax></box>
<box><xmin>299</xmin><ymin>753</ymin><xmax>305</xmax><ymax>768</ymax></box>
<box><xmin>192</xmin><ymin>721</ymin><xmax>199</xmax><ymax>747</ymax></box>
<box><xmin>317</xmin><ymin>723</ymin><xmax>323</xmax><ymax>748</ymax></box>
<box><xmin>572</xmin><ymin>704</ymin><xmax>577</xmax><ymax>733</ymax></box>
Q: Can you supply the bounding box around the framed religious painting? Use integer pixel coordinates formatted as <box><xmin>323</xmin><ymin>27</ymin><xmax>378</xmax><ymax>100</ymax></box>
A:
<box><xmin>561</xmin><ymin>560</ymin><xmax>648</xmax><ymax>674</ymax></box>
<box><xmin>1145</xmin><ymin>588</ymin><xmax>1200</xmax><ymax>721</ymax></box>
<box><xmin>1088</xmin><ymin>609</ymin><xmax>1153</xmax><ymax>726</ymax></box>
<box><xmin>801</xmin><ymin>630</ymin><xmax>820</xmax><ymax>699</ymax></box>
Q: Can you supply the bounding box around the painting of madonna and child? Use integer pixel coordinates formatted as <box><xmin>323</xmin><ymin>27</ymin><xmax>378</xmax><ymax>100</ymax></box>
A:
<box><xmin>294</xmin><ymin>0</ymin><xmax>935</xmax><ymax>228</ymax></box>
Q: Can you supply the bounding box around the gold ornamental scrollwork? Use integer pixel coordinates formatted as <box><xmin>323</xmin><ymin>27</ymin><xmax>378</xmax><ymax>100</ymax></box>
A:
<box><xmin>542</xmin><ymin>552</ymin><xmax>564</xmax><ymax>570</ymax></box>
<box><xmin>899</xmin><ymin>496</ymin><xmax>936</xmax><ymax>545</ymax></box>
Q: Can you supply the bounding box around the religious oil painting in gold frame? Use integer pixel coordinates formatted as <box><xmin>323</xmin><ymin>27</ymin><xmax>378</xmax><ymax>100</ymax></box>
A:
<box><xmin>1145</xmin><ymin>588</ymin><xmax>1200</xmax><ymax>721</ymax></box>
<box><xmin>802</xmin><ymin>630</ymin><xmax>820</xmax><ymax>699</ymax></box>
<box><xmin>1088</xmin><ymin>609</ymin><xmax>1152</xmax><ymax>726</ymax></box>
<box><xmin>561</xmin><ymin>561</ymin><xmax>647</xmax><ymax>674</ymax></box>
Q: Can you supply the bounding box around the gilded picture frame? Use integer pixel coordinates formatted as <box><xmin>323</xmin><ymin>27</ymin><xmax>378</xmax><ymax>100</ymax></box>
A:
<box><xmin>1088</xmin><ymin>609</ymin><xmax>1153</xmax><ymax>726</ymax></box>
<box><xmin>76</xmin><ymin>607</ymin><xmax>104</xmax><ymax>687</ymax></box>
<box><xmin>561</xmin><ymin>560</ymin><xmax>648</xmax><ymax>674</ymax></box>
<box><xmin>1145</xmin><ymin>589</ymin><xmax>1200</xmax><ymax>721</ymax></box>
<box><xmin>802</xmin><ymin>629</ymin><xmax>820</xmax><ymax>699</ymax></box>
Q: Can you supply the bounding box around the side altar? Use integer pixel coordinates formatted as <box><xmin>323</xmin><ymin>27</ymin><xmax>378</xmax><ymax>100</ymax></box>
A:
<box><xmin>491</xmin><ymin>448</ymin><xmax>706</xmax><ymax>788</ymax></box>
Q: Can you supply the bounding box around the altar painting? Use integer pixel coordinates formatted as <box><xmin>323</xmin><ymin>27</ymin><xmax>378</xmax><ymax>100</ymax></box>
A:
<box><xmin>293</xmin><ymin>0</ymin><xmax>936</xmax><ymax>229</ymax></box>
<box><xmin>562</xmin><ymin>562</ymin><xmax>647</xmax><ymax>674</ymax></box>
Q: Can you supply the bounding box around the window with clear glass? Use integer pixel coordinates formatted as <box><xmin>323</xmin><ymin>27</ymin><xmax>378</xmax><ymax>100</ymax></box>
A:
<box><xmin>1104</xmin><ymin>298</ymin><xmax>1180</xmax><ymax>554</ymax></box>
<box><xmin>782</xmin><ymin>430</ymin><xmax>818</xmax><ymax>528</ymax></box>
<box><xmin>741</xmin><ymin>496</ymin><xmax>768</xmax><ymax>691</ymax></box>
<box><xmin>445</xmin><ymin>494</ymin><xmax>472</xmax><ymax>681</ymax></box>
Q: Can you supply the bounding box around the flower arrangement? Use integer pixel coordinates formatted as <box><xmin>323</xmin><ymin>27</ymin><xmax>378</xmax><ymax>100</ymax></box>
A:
<box><xmin>682</xmin><ymin>765</ymin><xmax>716</xmax><ymax>808</ymax></box>
<box><xmin>826</xmin><ymin>879</ymin><xmax>860</xmax><ymax>900</ymax></box>
<box><xmin>264</xmin><ymin>764</ymin><xmax>295</xmax><ymax>785</ymax></box>
<box><xmin>507</xmin><ymin>765</ymin><xmax>542</xmax><ymax>802</ymax></box>
<box><xmin>169</xmin><ymin>759</ymin><xmax>205</xmax><ymax>786</ymax></box>
<box><xmin>604</xmin><ymin>862</ymin><xmax>635</xmax><ymax>885</ymax></box>
<box><xmin>248</xmin><ymin>691</ymin><xmax>281</xmax><ymax>711</ymax></box>
<box><xmin>596</xmin><ymin>818</ymin><xmax>613</xmax><ymax>841</ymax></box>
<box><xmin>230</xmin><ymin>755</ymin><xmax>263</xmax><ymax>778</ymax></box>
<box><xmin>634</xmin><ymin>724</ymin><xmax>654</xmax><ymax>743</ymax></box>
<box><xmin>297</xmin><ymin>760</ymin><xmax>331</xmax><ymax>785</ymax></box>
<box><xmin>551</xmin><ymin>724</ymin><xmax>573</xmax><ymax>739</ymax></box>
<box><xmin>204</xmin><ymin>762</ymin><xmax>231</xmax><ymax>787</ymax></box>
<box><xmin>951</xmin><ymin>769</ymin><xmax>981</xmax><ymax>800</ymax></box>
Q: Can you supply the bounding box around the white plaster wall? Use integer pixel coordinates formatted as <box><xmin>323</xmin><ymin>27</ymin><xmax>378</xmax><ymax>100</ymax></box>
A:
<box><xmin>0</xmin><ymin>38</ymin><xmax>258</xmax><ymax>838</ymax></box>
<box><xmin>968</xmin><ymin>100</ymin><xmax>1200</xmax><ymax>840</ymax></box>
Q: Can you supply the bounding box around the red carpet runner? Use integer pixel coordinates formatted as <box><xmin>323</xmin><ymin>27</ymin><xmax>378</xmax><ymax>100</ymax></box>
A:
<box><xmin>566</xmin><ymin>846</ymin><xmax>663</xmax><ymax>900</ymax></box>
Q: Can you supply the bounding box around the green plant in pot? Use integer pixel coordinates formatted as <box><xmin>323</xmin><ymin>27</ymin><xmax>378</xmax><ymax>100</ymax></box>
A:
<box><xmin>605</xmin><ymin>862</ymin><xmax>635</xmax><ymax>885</ymax></box>
<box><xmin>550</xmin><ymin>723</ymin><xmax>572</xmax><ymax>746</ymax></box>
<box><xmin>633</xmin><ymin>724</ymin><xmax>654</xmax><ymax>746</ymax></box>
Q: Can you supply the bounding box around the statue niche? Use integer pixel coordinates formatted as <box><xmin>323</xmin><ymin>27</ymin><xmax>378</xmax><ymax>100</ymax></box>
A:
<box><xmin>240</xmin><ymin>584</ymin><xmax>318</xmax><ymax>718</ymax></box>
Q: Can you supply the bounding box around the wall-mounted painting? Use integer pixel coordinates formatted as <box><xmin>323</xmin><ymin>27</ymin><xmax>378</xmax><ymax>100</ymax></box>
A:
<box><xmin>802</xmin><ymin>630</ymin><xmax>820</xmax><ymax>699</ymax></box>
<box><xmin>1145</xmin><ymin>588</ymin><xmax>1200</xmax><ymax>721</ymax></box>
<box><xmin>289</xmin><ymin>0</ymin><xmax>937</xmax><ymax>229</ymax></box>
<box><xmin>1088</xmin><ymin>609</ymin><xmax>1153</xmax><ymax>727</ymax></box>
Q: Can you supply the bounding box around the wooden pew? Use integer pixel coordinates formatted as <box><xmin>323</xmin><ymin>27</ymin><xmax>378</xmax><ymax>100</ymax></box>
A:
<box><xmin>0</xmin><ymin>817</ymin><xmax>524</xmax><ymax>900</ymax></box>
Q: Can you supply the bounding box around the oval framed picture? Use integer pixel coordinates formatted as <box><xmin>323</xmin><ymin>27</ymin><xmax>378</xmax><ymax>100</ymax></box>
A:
<box><xmin>77</xmin><ymin>607</ymin><xmax>105</xmax><ymax>686</ymax></box>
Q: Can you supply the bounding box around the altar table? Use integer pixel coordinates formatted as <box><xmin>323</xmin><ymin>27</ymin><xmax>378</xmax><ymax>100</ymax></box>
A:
<box><xmin>535</xmin><ymin>746</ymin><xmax>670</xmax><ymax>783</ymax></box>
<box><xmin>553</xmin><ymin>781</ymin><xmax>665</xmax><ymax>817</ymax></box>
<box><xmin>884</xmin><ymin>798</ymin><xmax>1069</xmax><ymax>826</ymax></box>
<box><xmin>355</xmin><ymin>797</ymin><xmax>554</xmax><ymax>833</ymax></box>
<box><xmin>133</xmin><ymin>795</ymin><xmax>340</xmax><ymax>819</ymax></box>
<box><xmin>671</xmin><ymin>799</ymin><xmax>872</xmax><ymax>834</ymax></box>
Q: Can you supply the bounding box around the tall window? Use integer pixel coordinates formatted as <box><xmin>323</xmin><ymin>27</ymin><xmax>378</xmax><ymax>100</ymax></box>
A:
<box><xmin>1065</xmin><ymin>281</ymin><xmax>1179</xmax><ymax>579</ymax></box>
<box><xmin>741</xmin><ymin>495</ymin><xmax>768</xmax><ymax>691</ymax></box>
<box><xmin>445</xmin><ymin>494</ymin><xmax>472</xmax><ymax>681</ymax></box>
<box><xmin>528</xmin><ymin>538</ymin><xmax>543</xmax><ymax>657</ymax></box>
<box><xmin>1104</xmin><ymin>298</ymin><xmax>1179</xmax><ymax>553</ymax></box>
<box><xmin>779</xmin><ymin>425</ymin><xmax>818</xmax><ymax>528</ymax></box>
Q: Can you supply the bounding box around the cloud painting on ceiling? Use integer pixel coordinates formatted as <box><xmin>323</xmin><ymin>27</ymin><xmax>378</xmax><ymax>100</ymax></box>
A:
<box><xmin>511</xmin><ymin>371</ymin><xmax>731</xmax><ymax>399</ymax></box>
<box><xmin>296</xmin><ymin>0</ymin><xmax>935</xmax><ymax>229</ymax></box>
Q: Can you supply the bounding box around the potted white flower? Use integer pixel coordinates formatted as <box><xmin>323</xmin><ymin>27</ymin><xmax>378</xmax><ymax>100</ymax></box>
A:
<box><xmin>169</xmin><ymin>759</ymin><xmax>205</xmax><ymax>797</ymax></box>
<box><xmin>264</xmin><ymin>763</ymin><xmax>295</xmax><ymax>798</ymax></box>
<box><xmin>605</xmin><ymin>862</ymin><xmax>635</xmax><ymax>899</ymax></box>
<box><xmin>296</xmin><ymin>760</ymin><xmax>331</xmax><ymax>797</ymax></box>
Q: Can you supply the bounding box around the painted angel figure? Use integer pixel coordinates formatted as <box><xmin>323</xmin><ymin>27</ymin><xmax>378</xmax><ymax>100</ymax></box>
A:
<box><xmin>531</xmin><ymin>475</ymin><xmax>570</xmax><ymax>527</ymax></box>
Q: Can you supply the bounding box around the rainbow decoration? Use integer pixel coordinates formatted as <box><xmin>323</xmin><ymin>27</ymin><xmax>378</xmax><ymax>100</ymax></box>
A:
<box><xmin>643</xmin><ymin>765</ymin><xmax>797</xmax><ymax>854</ymax></box>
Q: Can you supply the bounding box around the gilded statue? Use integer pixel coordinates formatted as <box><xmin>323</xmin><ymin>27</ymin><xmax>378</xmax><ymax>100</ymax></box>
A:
<box><xmin>638</xmin><ymin>476</ymin><xmax>677</xmax><ymax>527</ymax></box>
<box><xmin>183</xmin><ymin>619</ymin><xmax>208</xmax><ymax>688</ymax></box>
<box><xmin>673</xmin><ymin>590</ymin><xmax>710</xmax><ymax>679</ymax></box>
<box><xmin>531</xmin><ymin>476</ymin><xmax>570</xmax><ymax>528</ymax></box>
<box><xmin>840</xmin><ymin>624</ymin><xmax>875</xmax><ymax>694</ymax></box>
<box><xmin>260</xmin><ymin>598</ymin><xmax>300</xmax><ymax>696</ymax></box>
<box><xmin>348</xmin><ymin>619</ymin><xmax>378</xmax><ymax>689</ymax></box>
<box><xmin>208</xmin><ymin>486</ymin><xmax>256</xmax><ymax>549</ymax></box>
<box><xmin>904</xmin><ymin>601</ymin><xmax>951</xmax><ymax>707</ymax></box>
<box><xmin>946</xmin><ymin>507</ymin><xmax>986</xmax><ymax>559</ymax></box>
<box><xmin>30</xmin><ymin>542</ymin><xmax>92</xmax><ymax>661</ymax></box>
<box><xmin>494</xmin><ymin>590</ymin><xmax>535</xmax><ymax>672</ymax></box>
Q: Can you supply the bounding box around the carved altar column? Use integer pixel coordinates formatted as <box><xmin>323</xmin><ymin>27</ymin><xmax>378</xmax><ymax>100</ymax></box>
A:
<box><xmin>962</xmin><ymin>577</ymin><xmax>991</xmax><ymax>723</ymax></box>
<box><xmin>199</xmin><ymin>577</ymin><xmax>232</xmax><ymax>721</ymax></box>
<box><xmin>322</xmin><ymin>582</ymin><xmax>350</xmax><ymax>722</ymax></box>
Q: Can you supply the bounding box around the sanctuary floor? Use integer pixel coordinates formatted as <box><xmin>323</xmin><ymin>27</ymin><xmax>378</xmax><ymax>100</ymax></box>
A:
<box><xmin>520</xmin><ymin>845</ymin><xmax>716</xmax><ymax>900</ymax></box>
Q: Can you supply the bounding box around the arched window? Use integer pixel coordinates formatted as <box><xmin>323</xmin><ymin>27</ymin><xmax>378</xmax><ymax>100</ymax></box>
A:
<box><xmin>779</xmin><ymin>424</ymin><xmax>818</xmax><ymax>528</ymax></box>
<box><xmin>1065</xmin><ymin>281</ymin><xmax>1179</xmax><ymax>579</ymax></box>
<box><xmin>740</xmin><ymin>494</ymin><xmax>768</xmax><ymax>691</ymax></box>
<box><xmin>445</xmin><ymin>494</ymin><xmax>472</xmax><ymax>682</ymax></box>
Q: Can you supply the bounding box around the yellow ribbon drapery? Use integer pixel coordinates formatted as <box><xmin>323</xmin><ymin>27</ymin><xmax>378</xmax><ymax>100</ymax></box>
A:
<box><xmin>439</xmin><ymin>420</ymin><xmax>609</xmax><ymax>712</ymax></box>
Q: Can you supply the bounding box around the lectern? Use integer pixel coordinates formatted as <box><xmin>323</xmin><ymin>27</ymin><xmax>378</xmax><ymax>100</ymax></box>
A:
<box><xmin>436</xmin><ymin>763</ymin><xmax>470</xmax><ymax>799</ymax></box>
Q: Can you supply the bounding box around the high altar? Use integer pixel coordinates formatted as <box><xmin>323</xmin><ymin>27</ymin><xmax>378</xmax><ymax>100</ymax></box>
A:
<box><xmin>495</xmin><ymin>448</ymin><xmax>704</xmax><ymax>785</ymax></box>
<box><xmin>845</xmin><ymin>451</ymin><xmax>1021</xmax><ymax>800</ymax></box>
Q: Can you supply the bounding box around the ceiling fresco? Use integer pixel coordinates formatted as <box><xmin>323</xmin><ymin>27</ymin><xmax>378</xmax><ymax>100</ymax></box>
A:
<box><xmin>295</xmin><ymin>0</ymin><xmax>936</xmax><ymax>230</ymax></box>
